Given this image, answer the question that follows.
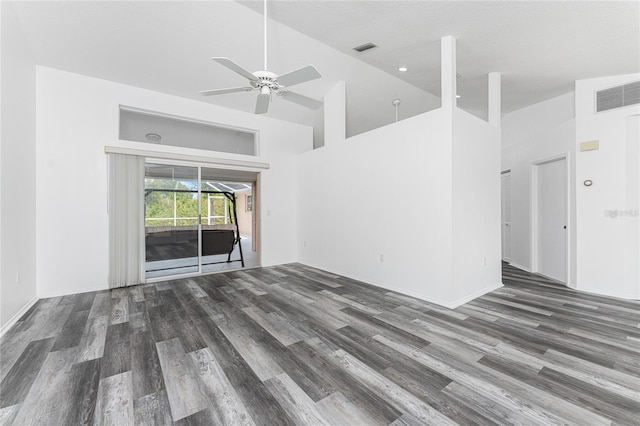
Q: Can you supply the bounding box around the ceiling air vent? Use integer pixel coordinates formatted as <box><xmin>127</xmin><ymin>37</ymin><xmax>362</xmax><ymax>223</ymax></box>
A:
<box><xmin>353</xmin><ymin>42</ymin><xmax>378</xmax><ymax>53</ymax></box>
<box><xmin>596</xmin><ymin>81</ymin><xmax>640</xmax><ymax>112</ymax></box>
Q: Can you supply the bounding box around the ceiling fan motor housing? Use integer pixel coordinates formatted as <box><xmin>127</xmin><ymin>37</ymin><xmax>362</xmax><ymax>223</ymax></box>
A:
<box><xmin>252</xmin><ymin>71</ymin><xmax>281</xmax><ymax>93</ymax></box>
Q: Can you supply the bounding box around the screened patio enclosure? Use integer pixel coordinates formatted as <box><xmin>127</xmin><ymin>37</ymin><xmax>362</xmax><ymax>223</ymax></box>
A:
<box><xmin>144</xmin><ymin>162</ymin><xmax>257</xmax><ymax>279</ymax></box>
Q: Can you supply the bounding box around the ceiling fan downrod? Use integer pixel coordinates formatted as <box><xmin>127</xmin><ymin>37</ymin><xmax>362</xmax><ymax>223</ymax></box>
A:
<box><xmin>198</xmin><ymin>0</ymin><xmax>322</xmax><ymax>115</ymax></box>
<box><xmin>263</xmin><ymin>0</ymin><xmax>268</xmax><ymax>71</ymax></box>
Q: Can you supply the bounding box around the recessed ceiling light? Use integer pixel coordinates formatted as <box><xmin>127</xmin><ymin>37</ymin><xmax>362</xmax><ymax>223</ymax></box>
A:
<box><xmin>456</xmin><ymin>95</ymin><xmax>461</xmax><ymax>99</ymax></box>
<box><xmin>398</xmin><ymin>66</ymin><xmax>408</xmax><ymax>72</ymax></box>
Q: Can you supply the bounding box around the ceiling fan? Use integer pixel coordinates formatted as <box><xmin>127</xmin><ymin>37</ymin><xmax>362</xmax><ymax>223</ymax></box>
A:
<box><xmin>200</xmin><ymin>0</ymin><xmax>322</xmax><ymax>114</ymax></box>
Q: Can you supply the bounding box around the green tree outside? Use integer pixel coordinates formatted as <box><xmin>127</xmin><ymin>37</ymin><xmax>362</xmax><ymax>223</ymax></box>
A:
<box><xmin>145</xmin><ymin>179</ymin><xmax>236</xmax><ymax>227</ymax></box>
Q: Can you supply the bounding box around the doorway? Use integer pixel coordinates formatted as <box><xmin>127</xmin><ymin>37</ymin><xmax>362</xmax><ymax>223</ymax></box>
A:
<box><xmin>533</xmin><ymin>156</ymin><xmax>568</xmax><ymax>283</ymax></box>
<box><xmin>501</xmin><ymin>170</ymin><xmax>512</xmax><ymax>262</ymax></box>
<box><xmin>144</xmin><ymin>161</ymin><xmax>259</xmax><ymax>280</ymax></box>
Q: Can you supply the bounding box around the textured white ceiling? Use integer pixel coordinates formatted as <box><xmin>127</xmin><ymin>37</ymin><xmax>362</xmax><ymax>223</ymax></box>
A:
<box><xmin>11</xmin><ymin>0</ymin><xmax>440</xmax><ymax>141</ymax></box>
<box><xmin>9</xmin><ymin>0</ymin><xmax>639</xmax><ymax>139</ymax></box>
<box><xmin>241</xmin><ymin>0</ymin><xmax>640</xmax><ymax>115</ymax></box>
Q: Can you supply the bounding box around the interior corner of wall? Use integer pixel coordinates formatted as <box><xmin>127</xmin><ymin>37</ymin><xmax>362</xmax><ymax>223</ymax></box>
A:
<box><xmin>0</xmin><ymin>296</ymin><xmax>38</xmax><ymax>338</ymax></box>
<box><xmin>447</xmin><ymin>281</ymin><xmax>503</xmax><ymax>309</ymax></box>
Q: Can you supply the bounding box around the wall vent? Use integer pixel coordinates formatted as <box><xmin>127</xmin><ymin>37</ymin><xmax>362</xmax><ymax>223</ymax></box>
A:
<box><xmin>596</xmin><ymin>81</ymin><xmax>640</xmax><ymax>112</ymax></box>
<box><xmin>353</xmin><ymin>42</ymin><xmax>377</xmax><ymax>53</ymax></box>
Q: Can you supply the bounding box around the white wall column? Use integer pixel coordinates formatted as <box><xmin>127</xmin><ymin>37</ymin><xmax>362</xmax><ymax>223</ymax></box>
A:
<box><xmin>1</xmin><ymin>2</ymin><xmax>38</xmax><ymax>333</ymax></box>
<box><xmin>323</xmin><ymin>81</ymin><xmax>346</xmax><ymax>146</ymax></box>
<box><xmin>488</xmin><ymin>72</ymin><xmax>502</xmax><ymax>127</ymax></box>
<box><xmin>441</xmin><ymin>35</ymin><xmax>457</xmax><ymax>111</ymax></box>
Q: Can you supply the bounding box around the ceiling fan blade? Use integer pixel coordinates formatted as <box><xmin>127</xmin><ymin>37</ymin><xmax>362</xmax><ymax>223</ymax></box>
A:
<box><xmin>255</xmin><ymin>92</ymin><xmax>271</xmax><ymax>114</ymax></box>
<box><xmin>211</xmin><ymin>57</ymin><xmax>259</xmax><ymax>82</ymax></box>
<box><xmin>281</xmin><ymin>91</ymin><xmax>323</xmax><ymax>109</ymax></box>
<box><xmin>277</xmin><ymin>65</ymin><xmax>321</xmax><ymax>88</ymax></box>
<box><xmin>199</xmin><ymin>87</ymin><xmax>254</xmax><ymax>96</ymax></box>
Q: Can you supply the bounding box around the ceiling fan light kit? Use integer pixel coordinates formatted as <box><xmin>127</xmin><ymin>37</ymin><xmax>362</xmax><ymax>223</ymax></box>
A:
<box><xmin>200</xmin><ymin>0</ymin><xmax>323</xmax><ymax>114</ymax></box>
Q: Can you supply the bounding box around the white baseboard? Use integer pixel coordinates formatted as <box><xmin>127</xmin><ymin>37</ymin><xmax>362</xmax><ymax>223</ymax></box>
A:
<box><xmin>445</xmin><ymin>282</ymin><xmax>504</xmax><ymax>309</ymax></box>
<box><xmin>37</xmin><ymin>281</ymin><xmax>108</xmax><ymax>299</ymax></box>
<box><xmin>0</xmin><ymin>296</ymin><xmax>38</xmax><ymax>339</ymax></box>
<box><xmin>296</xmin><ymin>261</ymin><xmax>502</xmax><ymax>309</ymax></box>
<box><xmin>576</xmin><ymin>286</ymin><xmax>640</xmax><ymax>301</ymax></box>
<box><xmin>508</xmin><ymin>262</ymin><xmax>531</xmax><ymax>273</ymax></box>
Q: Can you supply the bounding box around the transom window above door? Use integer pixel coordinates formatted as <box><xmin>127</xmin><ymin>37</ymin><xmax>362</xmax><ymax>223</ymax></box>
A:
<box><xmin>119</xmin><ymin>107</ymin><xmax>257</xmax><ymax>156</ymax></box>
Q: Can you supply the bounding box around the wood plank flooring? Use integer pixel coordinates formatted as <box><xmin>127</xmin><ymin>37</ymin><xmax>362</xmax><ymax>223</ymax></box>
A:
<box><xmin>1</xmin><ymin>263</ymin><xmax>639</xmax><ymax>425</ymax></box>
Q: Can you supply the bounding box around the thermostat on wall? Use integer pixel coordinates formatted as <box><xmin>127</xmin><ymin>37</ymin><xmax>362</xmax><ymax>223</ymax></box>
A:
<box><xmin>580</xmin><ymin>140</ymin><xmax>599</xmax><ymax>152</ymax></box>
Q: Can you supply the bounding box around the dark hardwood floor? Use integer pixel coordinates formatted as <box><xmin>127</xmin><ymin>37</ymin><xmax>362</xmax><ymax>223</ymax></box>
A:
<box><xmin>1</xmin><ymin>263</ymin><xmax>638</xmax><ymax>425</ymax></box>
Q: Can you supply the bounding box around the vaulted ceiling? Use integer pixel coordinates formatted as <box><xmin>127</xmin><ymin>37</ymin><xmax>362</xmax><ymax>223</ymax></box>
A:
<box><xmin>10</xmin><ymin>1</ymin><xmax>639</xmax><ymax>141</ymax></box>
<box><xmin>242</xmin><ymin>0</ymin><xmax>639</xmax><ymax>114</ymax></box>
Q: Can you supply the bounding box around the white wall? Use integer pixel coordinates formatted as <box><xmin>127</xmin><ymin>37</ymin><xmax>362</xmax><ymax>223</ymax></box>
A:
<box><xmin>0</xmin><ymin>3</ymin><xmax>38</xmax><ymax>330</ymax></box>
<box><xmin>298</xmin><ymin>109</ymin><xmax>454</xmax><ymax>304</ymax></box>
<box><xmin>451</xmin><ymin>108</ymin><xmax>502</xmax><ymax>304</ymax></box>
<box><xmin>575</xmin><ymin>73</ymin><xmax>640</xmax><ymax>299</ymax></box>
<box><xmin>298</xmin><ymin>105</ymin><xmax>502</xmax><ymax>308</ymax></box>
<box><xmin>503</xmin><ymin>74</ymin><xmax>640</xmax><ymax>300</ymax></box>
<box><xmin>626</xmin><ymin>115</ymin><xmax>640</xmax><ymax>296</ymax></box>
<box><xmin>501</xmin><ymin>92</ymin><xmax>577</xmax><ymax>286</ymax></box>
<box><xmin>36</xmin><ymin>66</ymin><xmax>312</xmax><ymax>298</ymax></box>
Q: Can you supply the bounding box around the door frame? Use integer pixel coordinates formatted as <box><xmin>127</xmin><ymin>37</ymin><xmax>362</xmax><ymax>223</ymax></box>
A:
<box><xmin>530</xmin><ymin>153</ymin><xmax>571</xmax><ymax>285</ymax></box>
<box><xmin>143</xmin><ymin>157</ymin><xmax>260</xmax><ymax>283</ymax></box>
<box><xmin>501</xmin><ymin>169</ymin><xmax>512</xmax><ymax>263</ymax></box>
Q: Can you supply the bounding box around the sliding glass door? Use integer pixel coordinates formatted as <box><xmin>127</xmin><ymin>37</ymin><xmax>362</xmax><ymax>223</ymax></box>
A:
<box><xmin>143</xmin><ymin>162</ymin><xmax>257</xmax><ymax>280</ymax></box>
<box><xmin>144</xmin><ymin>163</ymin><xmax>200</xmax><ymax>278</ymax></box>
<box><xmin>200</xmin><ymin>167</ymin><xmax>248</xmax><ymax>273</ymax></box>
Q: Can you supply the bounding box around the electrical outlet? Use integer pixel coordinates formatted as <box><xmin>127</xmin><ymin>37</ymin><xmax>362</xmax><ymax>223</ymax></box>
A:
<box><xmin>380</xmin><ymin>254</ymin><xmax>384</xmax><ymax>262</ymax></box>
<box><xmin>483</xmin><ymin>257</ymin><xmax>487</xmax><ymax>266</ymax></box>
<box><xmin>16</xmin><ymin>272</ymin><xmax>20</xmax><ymax>284</ymax></box>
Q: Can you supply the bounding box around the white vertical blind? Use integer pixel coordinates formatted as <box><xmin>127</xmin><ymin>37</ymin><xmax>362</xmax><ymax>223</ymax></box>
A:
<box><xmin>108</xmin><ymin>153</ymin><xmax>145</xmax><ymax>288</ymax></box>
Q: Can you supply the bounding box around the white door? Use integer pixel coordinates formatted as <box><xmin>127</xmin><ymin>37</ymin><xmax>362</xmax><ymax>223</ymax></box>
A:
<box><xmin>501</xmin><ymin>171</ymin><xmax>512</xmax><ymax>262</ymax></box>
<box><xmin>536</xmin><ymin>158</ymin><xmax>567</xmax><ymax>282</ymax></box>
